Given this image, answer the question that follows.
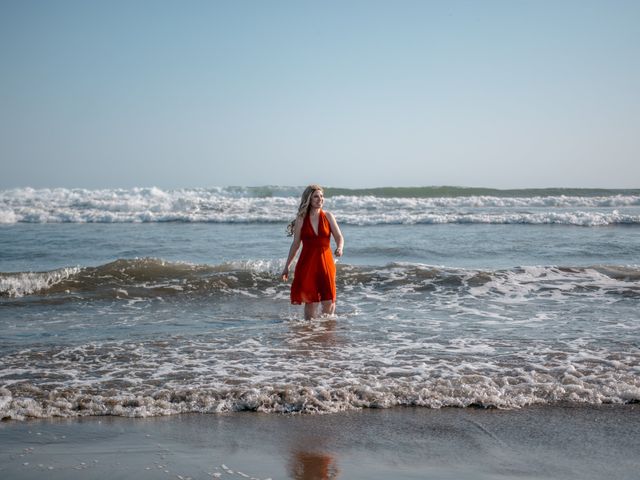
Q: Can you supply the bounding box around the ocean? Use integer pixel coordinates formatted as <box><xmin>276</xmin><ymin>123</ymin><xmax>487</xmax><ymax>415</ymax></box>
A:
<box><xmin>1</xmin><ymin>186</ymin><xmax>639</xmax><ymax>420</ymax></box>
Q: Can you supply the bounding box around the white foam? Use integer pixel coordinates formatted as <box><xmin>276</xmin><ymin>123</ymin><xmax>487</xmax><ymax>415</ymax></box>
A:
<box><xmin>1</xmin><ymin>188</ymin><xmax>638</xmax><ymax>225</ymax></box>
<box><xmin>0</xmin><ymin>267</ymin><xmax>81</xmax><ymax>297</ymax></box>
<box><xmin>223</xmin><ymin>259</ymin><xmax>285</xmax><ymax>275</ymax></box>
<box><xmin>2</xmin><ymin>317</ymin><xmax>639</xmax><ymax>421</ymax></box>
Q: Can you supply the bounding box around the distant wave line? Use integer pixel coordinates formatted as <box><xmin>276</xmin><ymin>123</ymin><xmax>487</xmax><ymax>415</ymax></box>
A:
<box><xmin>325</xmin><ymin>186</ymin><xmax>640</xmax><ymax>198</ymax></box>
<box><xmin>2</xmin><ymin>187</ymin><xmax>640</xmax><ymax>225</ymax></box>
<box><xmin>2</xmin><ymin>211</ymin><xmax>639</xmax><ymax>226</ymax></box>
<box><xmin>2</xmin><ymin>185</ymin><xmax>640</xmax><ymax>199</ymax></box>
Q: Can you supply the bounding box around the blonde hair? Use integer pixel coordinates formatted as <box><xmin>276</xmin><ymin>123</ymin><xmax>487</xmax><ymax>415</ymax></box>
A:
<box><xmin>286</xmin><ymin>184</ymin><xmax>323</xmax><ymax>236</ymax></box>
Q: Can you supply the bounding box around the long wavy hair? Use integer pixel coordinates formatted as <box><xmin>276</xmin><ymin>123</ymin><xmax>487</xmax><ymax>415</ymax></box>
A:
<box><xmin>286</xmin><ymin>184</ymin><xmax>323</xmax><ymax>236</ymax></box>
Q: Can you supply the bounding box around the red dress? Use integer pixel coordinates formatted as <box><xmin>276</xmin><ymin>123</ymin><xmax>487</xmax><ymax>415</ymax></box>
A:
<box><xmin>291</xmin><ymin>210</ymin><xmax>336</xmax><ymax>304</ymax></box>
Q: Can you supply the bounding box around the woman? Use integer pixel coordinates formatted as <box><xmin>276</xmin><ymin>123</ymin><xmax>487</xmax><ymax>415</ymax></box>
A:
<box><xmin>281</xmin><ymin>185</ymin><xmax>344</xmax><ymax>320</ymax></box>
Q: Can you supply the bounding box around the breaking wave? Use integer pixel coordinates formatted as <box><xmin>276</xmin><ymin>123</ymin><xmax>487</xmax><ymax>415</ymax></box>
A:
<box><xmin>2</xmin><ymin>258</ymin><xmax>639</xmax><ymax>301</ymax></box>
<box><xmin>0</xmin><ymin>258</ymin><xmax>282</xmax><ymax>300</ymax></box>
<box><xmin>2</xmin><ymin>372</ymin><xmax>639</xmax><ymax>421</ymax></box>
<box><xmin>1</xmin><ymin>187</ymin><xmax>639</xmax><ymax>225</ymax></box>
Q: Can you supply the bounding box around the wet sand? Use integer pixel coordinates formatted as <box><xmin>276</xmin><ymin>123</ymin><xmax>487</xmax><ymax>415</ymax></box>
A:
<box><xmin>1</xmin><ymin>404</ymin><xmax>639</xmax><ymax>480</ymax></box>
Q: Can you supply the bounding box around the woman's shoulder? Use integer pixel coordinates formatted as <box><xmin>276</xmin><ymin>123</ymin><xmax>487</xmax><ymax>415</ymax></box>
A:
<box><xmin>322</xmin><ymin>210</ymin><xmax>335</xmax><ymax>219</ymax></box>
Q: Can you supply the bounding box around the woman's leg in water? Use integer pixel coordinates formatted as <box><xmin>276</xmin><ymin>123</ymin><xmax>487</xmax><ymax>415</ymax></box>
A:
<box><xmin>320</xmin><ymin>300</ymin><xmax>335</xmax><ymax>316</ymax></box>
<box><xmin>304</xmin><ymin>302</ymin><xmax>318</xmax><ymax>320</ymax></box>
<box><xmin>304</xmin><ymin>301</ymin><xmax>335</xmax><ymax>319</ymax></box>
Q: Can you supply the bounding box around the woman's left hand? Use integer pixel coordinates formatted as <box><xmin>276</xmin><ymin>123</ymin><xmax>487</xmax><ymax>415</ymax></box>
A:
<box><xmin>281</xmin><ymin>266</ymin><xmax>289</xmax><ymax>281</ymax></box>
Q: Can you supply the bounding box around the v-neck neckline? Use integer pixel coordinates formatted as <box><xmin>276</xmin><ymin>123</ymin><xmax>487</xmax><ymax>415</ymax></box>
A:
<box><xmin>309</xmin><ymin>210</ymin><xmax>321</xmax><ymax>236</ymax></box>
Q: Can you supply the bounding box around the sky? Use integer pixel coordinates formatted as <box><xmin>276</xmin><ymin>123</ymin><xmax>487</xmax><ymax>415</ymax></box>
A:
<box><xmin>1</xmin><ymin>0</ymin><xmax>639</xmax><ymax>189</ymax></box>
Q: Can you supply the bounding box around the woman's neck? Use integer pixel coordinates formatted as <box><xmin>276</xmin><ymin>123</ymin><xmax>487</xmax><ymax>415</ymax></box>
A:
<box><xmin>309</xmin><ymin>206</ymin><xmax>321</xmax><ymax>216</ymax></box>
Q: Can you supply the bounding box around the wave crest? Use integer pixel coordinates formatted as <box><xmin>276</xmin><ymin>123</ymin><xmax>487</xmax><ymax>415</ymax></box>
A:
<box><xmin>2</xmin><ymin>187</ymin><xmax>639</xmax><ymax>225</ymax></box>
<box><xmin>2</xmin><ymin>259</ymin><xmax>639</xmax><ymax>301</ymax></box>
<box><xmin>3</xmin><ymin>371</ymin><xmax>638</xmax><ymax>420</ymax></box>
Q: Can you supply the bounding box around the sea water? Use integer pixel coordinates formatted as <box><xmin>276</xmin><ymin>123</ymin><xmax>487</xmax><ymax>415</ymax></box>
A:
<box><xmin>1</xmin><ymin>187</ymin><xmax>639</xmax><ymax>419</ymax></box>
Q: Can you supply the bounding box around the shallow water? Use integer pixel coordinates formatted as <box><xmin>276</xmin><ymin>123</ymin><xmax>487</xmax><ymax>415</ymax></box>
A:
<box><xmin>1</xmin><ymin>188</ymin><xmax>639</xmax><ymax>419</ymax></box>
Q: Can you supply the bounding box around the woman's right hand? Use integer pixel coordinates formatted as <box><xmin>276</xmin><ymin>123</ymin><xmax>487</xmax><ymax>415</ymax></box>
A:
<box><xmin>281</xmin><ymin>266</ymin><xmax>289</xmax><ymax>281</ymax></box>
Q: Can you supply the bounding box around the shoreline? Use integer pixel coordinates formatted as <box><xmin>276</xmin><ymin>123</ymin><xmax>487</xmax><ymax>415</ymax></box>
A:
<box><xmin>1</xmin><ymin>404</ymin><xmax>639</xmax><ymax>479</ymax></box>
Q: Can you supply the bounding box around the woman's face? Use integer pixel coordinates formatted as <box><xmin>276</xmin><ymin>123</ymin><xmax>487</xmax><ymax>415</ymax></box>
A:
<box><xmin>310</xmin><ymin>190</ymin><xmax>324</xmax><ymax>209</ymax></box>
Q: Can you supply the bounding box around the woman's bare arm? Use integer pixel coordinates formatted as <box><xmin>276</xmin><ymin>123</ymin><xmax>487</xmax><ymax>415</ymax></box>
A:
<box><xmin>281</xmin><ymin>217</ymin><xmax>303</xmax><ymax>281</ymax></box>
<box><xmin>326</xmin><ymin>212</ymin><xmax>344</xmax><ymax>257</ymax></box>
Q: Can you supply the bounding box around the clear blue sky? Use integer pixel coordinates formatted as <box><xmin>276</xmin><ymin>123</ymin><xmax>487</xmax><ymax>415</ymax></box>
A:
<box><xmin>1</xmin><ymin>0</ymin><xmax>638</xmax><ymax>189</ymax></box>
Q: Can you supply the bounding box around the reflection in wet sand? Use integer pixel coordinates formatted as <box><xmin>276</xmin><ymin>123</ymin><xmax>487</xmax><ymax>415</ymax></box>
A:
<box><xmin>289</xmin><ymin>450</ymin><xmax>339</xmax><ymax>480</ymax></box>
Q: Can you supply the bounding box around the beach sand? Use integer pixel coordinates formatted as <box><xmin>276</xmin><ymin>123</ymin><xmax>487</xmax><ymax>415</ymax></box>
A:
<box><xmin>1</xmin><ymin>405</ymin><xmax>639</xmax><ymax>480</ymax></box>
